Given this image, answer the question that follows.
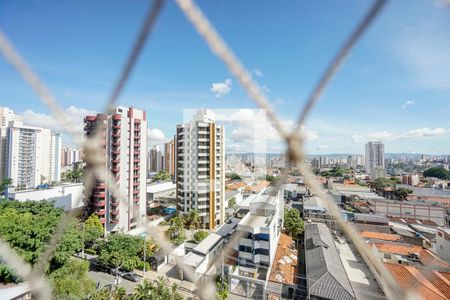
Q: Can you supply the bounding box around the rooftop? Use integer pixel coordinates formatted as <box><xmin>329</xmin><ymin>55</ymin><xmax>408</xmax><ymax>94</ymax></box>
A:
<box><xmin>192</xmin><ymin>233</ymin><xmax>222</xmax><ymax>256</ymax></box>
<box><xmin>268</xmin><ymin>233</ymin><xmax>298</xmax><ymax>285</ymax></box>
<box><xmin>359</xmin><ymin>231</ymin><xmax>401</xmax><ymax>242</ymax></box>
<box><xmin>146</xmin><ymin>182</ymin><xmax>176</xmax><ymax>194</ymax></box>
<box><xmin>385</xmin><ymin>263</ymin><xmax>450</xmax><ymax>300</ymax></box>
<box><xmin>305</xmin><ymin>223</ymin><xmax>356</xmax><ymax>300</ymax></box>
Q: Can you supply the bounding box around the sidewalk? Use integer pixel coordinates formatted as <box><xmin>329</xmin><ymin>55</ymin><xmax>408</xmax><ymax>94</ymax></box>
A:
<box><xmin>134</xmin><ymin>267</ymin><xmax>197</xmax><ymax>299</ymax></box>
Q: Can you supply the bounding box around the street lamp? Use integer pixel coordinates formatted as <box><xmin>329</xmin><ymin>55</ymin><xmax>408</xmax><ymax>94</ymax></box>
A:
<box><xmin>141</xmin><ymin>232</ymin><xmax>147</xmax><ymax>278</ymax></box>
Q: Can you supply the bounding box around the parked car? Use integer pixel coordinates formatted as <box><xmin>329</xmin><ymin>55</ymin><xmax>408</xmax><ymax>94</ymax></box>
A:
<box><xmin>122</xmin><ymin>272</ymin><xmax>140</xmax><ymax>282</ymax></box>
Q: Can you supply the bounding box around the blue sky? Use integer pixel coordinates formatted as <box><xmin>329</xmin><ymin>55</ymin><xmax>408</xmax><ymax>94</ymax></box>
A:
<box><xmin>1</xmin><ymin>0</ymin><xmax>449</xmax><ymax>154</ymax></box>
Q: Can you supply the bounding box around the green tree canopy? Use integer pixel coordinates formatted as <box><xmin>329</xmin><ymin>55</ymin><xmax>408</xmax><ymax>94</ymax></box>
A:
<box><xmin>393</xmin><ymin>188</ymin><xmax>413</xmax><ymax>201</ymax></box>
<box><xmin>0</xmin><ymin>199</ymin><xmax>83</xmax><ymax>282</ymax></box>
<box><xmin>369</xmin><ymin>177</ymin><xmax>395</xmax><ymax>191</ymax></box>
<box><xmin>284</xmin><ymin>208</ymin><xmax>304</xmax><ymax>237</ymax></box>
<box><xmin>423</xmin><ymin>167</ymin><xmax>450</xmax><ymax>180</ymax></box>
<box><xmin>194</xmin><ymin>230</ymin><xmax>209</xmax><ymax>243</ymax></box>
<box><xmin>151</xmin><ymin>171</ymin><xmax>171</xmax><ymax>182</ymax></box>
<box><xmin>50</xmin><ymin>259</ymin><xmax>95</xmax><ymax>299</ymax></box>
<box><xmin>228</xmin><ymin>197</ymin><xmax>236</xmax><ymax>209</ymax></box>
<box><xmin>97</xmin><ymin>234</ymin><xmax>156</xmax><ymax>271</ymax></box>
<box><xmin>131</xmin><ymin>277</ymin><xmax>182</xmax><ymax>300</ymax></box>
<box><xmin>226</xmin><ymin>173</ymin><xmax>241</xmax><ymax>180</ymax></box>
<box><xmin>184</xmin><ymin>210</ymin><xmax>201</xmax><ymax>230</ymax></box>
<box><xmin>166</xmin><ymin>216</ymin><xmax>186</xmax><ymax>245</ymax></box>
<box><xmin>84</xmin><ymin>214</ymin><xmax>104</xmax><ymax>245</ymax></box>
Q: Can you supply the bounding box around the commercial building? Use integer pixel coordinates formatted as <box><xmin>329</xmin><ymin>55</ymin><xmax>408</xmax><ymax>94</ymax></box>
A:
<box><xmin>176</xmin><ymin>109</ymin><xmax>225</xmax><ymax>230</ymax></box>
<box><xmin>83</xmin><ymin>106</ymin><xmax>147</xmax><ymax>234</ymax></box>
<box><xmin>368</xmin><ymin>198</ymin><xmax>447</xmax><ymax>226</ymax></box>
<box><xmin>5</xmin><ymin>121</ymin><xmax>62</xmax><ymax>188</ymax></box>
<box><xmin>365</xmin><ymin>141</ymin><xmax>385</xmax><ymax>179</ymax></box>
<box><xmin>164</xmin><ymin>138</ymin><xmax>175</xmax><ymax>177</ymax></box>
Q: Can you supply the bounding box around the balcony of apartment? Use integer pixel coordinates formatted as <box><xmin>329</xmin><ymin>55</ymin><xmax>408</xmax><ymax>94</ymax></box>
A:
<box><xmin>110</xmin><ymin>200</ymin><xmax>119</xmax><ymax>207</ymax></box>
<box><xmin>133</xmin><ymin>157</ymin><xmax>140</xmax><ymax>163</ymax></box>
<box><xmin>112</xmin><ymin>141</ymin><xmax>120</xmax><ymax>146</ymax></box>
<box><xmin>111</xmin><ymin>157</ymin><xmax>120</xmax><ymax>164</ymax></box>
<box><xmin>239</xmin><ymin>237</ymin><xmax>254</xmax><ymax>248</ymax></box>
<box><xmin>133</xmin><ymin>150</ymin><xmax>140</xmax><ymax>155</ymax></box>
<box><xmin>133</xmin><ymin>166</ymin><xmax>140</xmax><ymax>171</ymax></box>
<box><xmin>110</xmin><ymin>209</ymin><xmax>119</xmax><ymax>216</ymax></box>
<box><xmin>96</xmin><ymin>209</ymin><xmax>106</xmax><ymax>216</ymax></box>
<box><xmin>133</xmin><ymin>173</ymin><xmax>140</xmax><ymax>179</ymax></box>
<box><xmin>95</xmin><ymin>200</ymin><xmax>106</xmax><ymax>207</ymax></box>
<box><xmin>94</xmin><ymin>191</ymin><xmax>106</xmax><ymax>198</ymax></box>
<box><xmin>133</xmin><ymin>190</ymin><xmax>140</xmax><ymax>195</ymax></box>
<box><xmin>112</xmin><ymin>123</ymin><xmax>121</xmax><ymax>129</ymax></box>
<box><xmin>99</xmin><ymin>217</ymin><xmax>106</xmax><ymax>224</ymax></box>
<box><xmin>133</xmin><ymin>197</ymin><xmax>140</xmax><ymax>203</ymax></box>
<box><xmin>110</xmin><ymin>218</ymin><xmax>119</xmax><ymax>224</ymax></box>
<box><xmin>133</xmin><ymin>181</ymin><xmax>139</xmax><ymax>187</ymax></box>
<box><xmin>112</xmin><ymin>131</ymin><xmax>120</xmax><ymax>138</ymax></box>
<box><xmin>113</xmin><ymin>114</ymin><xmax>121</xmax><ymax>121</ymax></box>
<box><xmin>111</xmin><ymin>167</ymin><xmax>120</xmax><ymax>173</ymax></box>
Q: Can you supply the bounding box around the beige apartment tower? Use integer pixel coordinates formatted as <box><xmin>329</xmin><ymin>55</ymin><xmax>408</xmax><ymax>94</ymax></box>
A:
<box><xmin>176</xmin><ymin>109</ymin><xmax>225</xmax><ymax>230</ymax></box>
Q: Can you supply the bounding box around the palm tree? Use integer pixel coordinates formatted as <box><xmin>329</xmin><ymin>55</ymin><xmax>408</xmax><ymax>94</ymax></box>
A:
<box><xmin>132</xmin><ymin>279</ymin><xmax>153</xmax><ymax>300</ymax></box>
<box><xmin>187</xmin><ymin>210</ymin><xmax>201</xmax><ymax>230</ymax></box>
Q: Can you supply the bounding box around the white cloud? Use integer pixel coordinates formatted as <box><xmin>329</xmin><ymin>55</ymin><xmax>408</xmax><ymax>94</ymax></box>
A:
<box><xmin>261</xmin><ymin>85</ymin><xmax>270</xmax><ymax>93</ymax></box>
<box><xmin>18</xmin><ymin>106</ymin><xmax>96</xmax><ymax>137</ymax></box>
<box><xmin>401</xmin><ymin>100</ymin><xmax>415</xmax><ymax>109</ymax></box>
<box><xmin>147</xmin><ymin>128</ymin><xmax>166</xmax><ymax>142</ymax></box>
<box><xmin>253</xmin><ymin>69</ymin><xmax>263</xmax><ymax>77</ymax></box>
<box><xmin>352</xmin><ymin>127</ymin><xmax>450</xmax><ymax>143</ymax></box>
<box><xmin>211</xmin><ymin>79</ymin><xmax>232</xmax><ymax>97</ymax></box>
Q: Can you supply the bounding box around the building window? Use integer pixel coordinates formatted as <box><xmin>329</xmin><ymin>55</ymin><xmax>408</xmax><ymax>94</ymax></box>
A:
<box><xmin>383</xmin><ymin>253</ymin><xmax>391</xmax><ymax>260</ymax></box>
<box><xmin>438</xmin><ymin>232</ymin><xmax>443</xmax><ymax>237</ymax></box>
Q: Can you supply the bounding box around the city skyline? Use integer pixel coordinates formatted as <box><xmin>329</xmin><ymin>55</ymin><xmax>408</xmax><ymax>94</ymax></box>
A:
<box><xmin>1</xmin><ymin>1</ymin><xmax>450</xmax><ymax>155</ymax></box>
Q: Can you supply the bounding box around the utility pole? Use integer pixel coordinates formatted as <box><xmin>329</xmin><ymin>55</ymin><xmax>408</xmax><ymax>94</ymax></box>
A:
<box><xmin>143</xmin><ymin>235</ymin><xmax>146</xmax><ymax>278</ymax></box>
<box><xmin>81</xmin><ymin>223</ymin><xmax>85</xmax><ymax>259</ymax></box>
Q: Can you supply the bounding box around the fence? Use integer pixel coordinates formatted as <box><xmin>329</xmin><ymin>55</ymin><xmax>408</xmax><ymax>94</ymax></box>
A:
<box><xmin>0</xmin><ymin>0</ymin><xmax>444</xmax><ymax>299</ymax></box>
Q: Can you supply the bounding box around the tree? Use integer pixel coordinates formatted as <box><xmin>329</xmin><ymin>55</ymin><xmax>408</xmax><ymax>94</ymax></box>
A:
<box><xmin>0</xmin><ymin>199</ymin><xmax>83</xmax><ymax>282</ymax></box>
<box><xmin>87</xmin><ymin>286</ymin><xmax>127</xmax><ymax>300</ymax></box>
<box><xmin>261</xmin><ymin>174</ymin><xmax>276</xmax><ymax>184</ymax></box>
<box><xmin>151</xmin><ymin>171</ymin><xmax>171</xmax><ymax>182</ymax></box>
<box><xmin>194</xmin><ymin>230</ymin><xmax>209</xmax><ymax>243</ymax></box>
<box><xmin>166</xmin><ymin>216</ymin><xmax>186</xmax><ymax>245</ymax></box>
<box><xmin>423</xmin><ymin>167</ymin><xmax>450</xmax><ymax>180</ymax></box>
<box><xmin>131</xmin><ymin>277</ymin><xmax>182</xmax><ymax>300</ymax></box>
<box><xmin>84</xmin><ymin>214</ymin><xmax>104</xmax><ymax>245</ymax></box>
<box><xmin>97</xmin><ymin>234</ymin><xmax>147</xmax><ymax>271</ymax></box>
<box><xmin>1</xmin><ymin>178</ymin><xmax>11</xmax><ymax>193</ymax></box>
<box><xmin>369</xmin><ymin>177</ymin><xmax>395</xmax><ymax>191</ymax></box>
<box><xmin>216</xmin><ymin>275</ymin><xmax>228</xmax><ymax>300</ymax></box>
<box><xmin>393</xmin><ymin>188</ymin><xmax>413</xmax><ymax>201</ymax></box>
<box><xmin>62</xmin><ymin>168</ymin><xmax>84</xmax><ymax>183</ymax></box>
<box><xmin>184</xmin><ymin>210</ymin><xmax>201</xmax><ymax>230</ymax></box>
<box><xmin>50</xmin><ymin>259</ymin><xmax>95</xmax><ymax>299</ymax></box>
<box><xmin>226</xmin><ymin>173</ymin><xmax>241</xmax><ymax>180</ymax></box>
<box><xmin>284</xmin><ymin>209</ymin><xmax>304</xmax><ymax>237</ymax></box>
<box><xmin>228</xmin><ymin>197</ymin><xmax>236</xmax><ymax>209</ymax></box>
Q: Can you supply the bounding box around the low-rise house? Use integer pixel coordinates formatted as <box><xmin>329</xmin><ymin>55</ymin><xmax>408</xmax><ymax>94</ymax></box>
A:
<box><xmin>146</xmin><ymin>181</ymin><xmax>176</xmax><ymax>207</ymax></box>
<box><xmin>266</xmin><ymin>233</ymin><xmax>298</xmax><ymax>300</ymax></box>
<box><xmin>385</xmin><ymin>263</ymin><xmax>450</xmax><ymax>300</ymax></box>
<box><xmin>370</xmin><ymin>241</ymin><xmax>450</xmax><ymax>270</ymax></box>
<box><xmin>359</xmin><ymin>231</ymin><xmax>402</xmax><ymax>242</ymax></box>
<box><xmin>304</xmin><ymin>223</ymin><xmax>356</xmax><ymax>300</ymax></box>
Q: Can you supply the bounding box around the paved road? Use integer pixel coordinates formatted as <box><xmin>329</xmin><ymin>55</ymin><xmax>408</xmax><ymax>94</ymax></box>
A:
<box><xmin>88</xmin><ymin>270</ymin><xmax>138</xmax><ymax>293</ymax></box>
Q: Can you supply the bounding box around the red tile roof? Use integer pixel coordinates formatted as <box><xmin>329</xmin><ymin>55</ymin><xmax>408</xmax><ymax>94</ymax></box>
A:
<box><xmin>384</xmin><ymin>263</ymin><xmax>450</xmax><ymax>300</ymax></box>
<box><xmin>359</xmin><ymin>231</ymin><xmax>401</xmax><ymax>241</ymax></box>
<box><xmin>269</xmin><ymin>233</ymin><xmax>298</xmax><ymax>285</ymax></box>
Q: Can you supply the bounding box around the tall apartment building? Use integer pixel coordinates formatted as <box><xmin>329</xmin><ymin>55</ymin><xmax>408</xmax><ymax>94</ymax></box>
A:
<box><xmin>149</xmin><ymin>145</ymin><xmax>163</xmax><ymax>173</ymax></box>
<box><xmin>365</xmin><ymin>141</ymin><xmax>385</xmax><ymax>179</ymax></box>
<box><xmin>0</xmin><ymin>107</ymin><xmax>17</xmax><ymax>183</ymax></box>
<box><xmin>176</xmin><ymin>109</ymin><xmax>225</xmax><ymax>230</ymax></box>
<box><xmin>347</xmin><ymin>155</ymin><xmax>363</xmax><ymax>169</ymax></box>
<box><xmin>84</xmin><ymin>106</ymin><xmax>147</xmax><ymax>234</ymax></box>
<box><xmin>164</xmin><ymin>138</ymin><xmax>175</xmax><ymax>177</ymax></box>
<box><xmin>5</xmin><ymin>121</ymin><xmax>62</xmax><ymax>188</ymax></box>
<box><xmin>62</xmin><ymin>147</ymin><xmax>83</xmax><ymax>167</ymax></box>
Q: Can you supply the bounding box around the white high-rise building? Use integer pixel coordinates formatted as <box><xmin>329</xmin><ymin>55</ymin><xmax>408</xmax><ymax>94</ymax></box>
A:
<box><xmin>0</xmin><ymin>107</ymin><xmax>18</xmax><ymax>183</ymax></box>
<box><xmin>5</xmin><ymin>121</ymin><xmax>62</xmax><ymax>188</ymax></box>
<box><xmin>84</xmin><ymin>106</ymin><xmax>147</xmax><ymax>234</ymax></box>
<box><xmin>51</xmin><ymin>133</ymin><xmax>62</xmax><ymax>182</ymax></box>
<box><xmin>365</xmin><ymin>141</ymin><xmax>385</xmax><ymax>179</ymax></box>
<box><xmin>176</xmin><ymin>109</ymin><xmax>225</xmax><ymax>230</ymax></box>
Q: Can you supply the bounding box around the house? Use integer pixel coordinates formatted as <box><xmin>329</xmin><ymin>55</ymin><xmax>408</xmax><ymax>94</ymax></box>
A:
<box><xmin>266</xmin><ymin>233</ymin><xmax>298</xmax><ymax>300</ymax></box>
<box><xmin>436</xmin><ymin>227</ymin><xmax>450</xmax><ymax>264</ymax></box>
<box><xmin>304</xmin><ymin>223</ymin><xmax>356</xmax><ymax>300</ymax></box>
<box><xmin>385</xmin><ymin>263</ymin><xmax>450</xmax><ymax>300</ymax></box>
